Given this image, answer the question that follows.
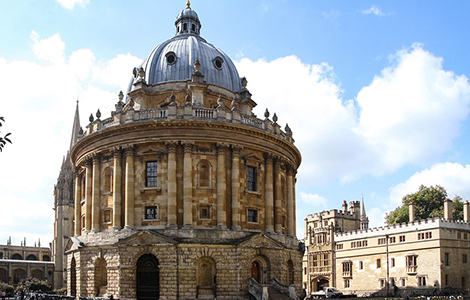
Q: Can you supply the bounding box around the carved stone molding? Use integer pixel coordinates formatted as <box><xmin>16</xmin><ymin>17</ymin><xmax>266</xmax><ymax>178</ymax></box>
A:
<box><xmin>263</xmin><ymin>152</ymin><xmax>273</xmax><ymax>164</ymax></box>
<box><xmin>216</xmin><ymin>142</ymin><xmax>229</xmax><ymax>154</ymax></box>
<box><xmin>124</xmin><ymin>145</ymin><xmax>134</xmax><ymax>156</ymax></box>
<box><xmin>165</xmin><ymin>141</ymin><xmax>178</xmax><ymax>153</ymax></box>
<box><xmin>182</xmin><ymin>141</ymin><xmax>195</xmax><ymax>152</ymax></box>
<box><xmin>231</xmin><ymin>144</ymin><xmax>243</xmax><ymax>156</ymax></box>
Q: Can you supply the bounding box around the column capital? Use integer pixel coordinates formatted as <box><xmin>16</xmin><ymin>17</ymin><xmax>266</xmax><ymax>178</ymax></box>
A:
<box><xmin>263</xmin><ymin>152</ymin><xmax>274</xmax><ymax>164</ymax></box>
<box><xmin>216</xmin><ymin>142</ymin><xmax>229</xmax><ymax>154</ymax></box>
<box><xmin>124</xmin><ymin>144</ymin><xmax>134</xmax><ymax>156</ymax></box>
<box><xmin>286</xmin><ymin>164</ymin><xmax>296</xmax><ymax>175</ymax></box>
<box><xmin>84</xmin><ymin>155</ymin><xmax>93</xmax><ymax>166</ymax></box>
<box><xmin>165</xmin><ymin>141</ymin><xmax>178</xmax><ymax>153</ymax></box>
<box><xmin>91</xmin><ymin>153</ymin><xmax>101</xmax><ymax>164</ymax></box>
<box><xmin>111</xmin><ymin>146</ymin><xmax>122</xmax><ymax>157</ymax></box>
<box><xmin>182</xmin><ymin>141</ymin><xmax>195</xmax><ymax>152</ymax></box>
<box><xmin>231</xmin><ymin>144</ymin><xmax>243</xmax><ymax>156</ymax></box>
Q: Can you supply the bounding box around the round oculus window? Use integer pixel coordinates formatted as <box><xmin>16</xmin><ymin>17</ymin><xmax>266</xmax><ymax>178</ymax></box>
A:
<box><xmin>166</xmin><ymin>52</ymin><xmax>177</xmax><ymax>65</ymax></box>
<box><xmin>213</xmin><ymin>57</ymin><xmax>224</xmax><ymax>70</ymax></box>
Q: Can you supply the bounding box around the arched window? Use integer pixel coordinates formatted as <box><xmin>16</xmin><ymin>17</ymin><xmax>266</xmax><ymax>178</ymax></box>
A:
<box><xmin>183</xmin><ymin>23</ymin><xmax>187</xmax><ymax>31</ymax></box>
<box><xmin>13</xmin><ymin>269</ymin><xmax>26</xmax><ymax>284</ymax></box>
<box><xmin>198</xmin><ymin>161</ymin><xmax>211</xmax><ymax>187</ymax></box>
<box><xmin>43</xmin><ymin>255</ymin><xmax>51</xmax><ymax>261</ymax></box>
<box><xmin>94</xmin><ymin>258</ymin><xmax>107</xmax><ymax>296</ymax></box>
<box><xmin>287</xmin><ymin>260</ymin><xmax>295</xmax><ymax>285</ymax></box>
<box><xmin>26</xmin><ymin>254</ymin><xmax>37</xmax><ymax>261</ymax></box>
<box><xmin>71</xmin><ymin>257</ymin><xmax>77</xmax><ymax>296</ymax></box>
<box><xmin>11</xmin><ymin>253</ymin><xmax>23</xmax><ymax>260</ymax></box>
<box><xmin>191</xmin><ymin>24</ymin><xmax>196</xmax><ymax>32</ymax></box>
<box><xmin>137</xmin><ymin>254</ymin><xmax>160</xmax><ymax>300</ymax></box>
<box><xmin>0</xmin><ymin>268</ymin><xmax>7</xmax><ymax>283</ymax></box>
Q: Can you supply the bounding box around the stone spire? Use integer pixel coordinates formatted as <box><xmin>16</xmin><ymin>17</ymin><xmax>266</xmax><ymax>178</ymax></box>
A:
<box><xmin>70</xmin><ymin>100</ymin><xmax>81</xmax><ymax>150</ymax></box>
<box><xmin>360</xmin><ymin>198</ymin><xmax>369</xmax><ymax>230</ymax></box>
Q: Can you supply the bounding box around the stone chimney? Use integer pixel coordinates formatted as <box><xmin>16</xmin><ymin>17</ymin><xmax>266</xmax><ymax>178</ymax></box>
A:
<box><xmin>444</xmin><ymin>198</ymin><xmax>453</xmax><ymax>220</ymax></box>
<box><xmin>409</xmin><ymin>201</ymin><xmax>415</xmax><ymax>223</ymax></box>
<box><xmin>464</xmin><ymin>201</ymin><xmax>469</xmax><ymax>222</ymax></box>
<box><xmin>342</xmin><ymin>200</ymin><xmax>348</xmax><ymax>212</ymax></box>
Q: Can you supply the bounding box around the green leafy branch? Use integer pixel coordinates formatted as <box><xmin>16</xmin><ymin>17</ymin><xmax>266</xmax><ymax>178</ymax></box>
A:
<box><xmin>0</xmin><ymin>116</ymin><xmax>12</xmax><ymax>152</ymax></box>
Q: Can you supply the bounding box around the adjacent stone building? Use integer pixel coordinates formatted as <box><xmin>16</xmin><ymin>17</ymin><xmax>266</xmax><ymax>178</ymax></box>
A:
<box><xmin>0</xmin><ymin>238</ymin><xmax>53</xmax><ymax>286</ymax></box>
<box><xmin>304</xmin><ymin>199</ymin><xmax>470</xmax><ymax>297</ymax></box>
<box><xmin>55</xmin><ymin>3</ymin><xmax>303</xmax><ymax>300</ymax></box>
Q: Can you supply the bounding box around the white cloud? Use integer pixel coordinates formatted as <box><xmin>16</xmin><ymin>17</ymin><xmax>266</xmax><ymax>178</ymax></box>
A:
<box><xmin>55</xmin><ymin>0</ymin><xmax>89</xmax><ymax>10</ymax></box>
<box><xmin>300</xmin><ymin>192</ymin><xmax>329</xmax><ymax>208</ymax></box>
<box><xmin>0</xmin><ymin>31</ymin><xmax>141</xmax><ymax>244</ymax></box>
<box><xmin>236</xmin><ymin>45</ymin><xmax>470</xmax><ymax>186</ymax></box>
<box><xmin>389</xmin><ymin>162</ymin><xmax>470</xmax><ymax>207</ymax></box>
<box><xmin>362</xmin><ymin>5</ymin><xmax>385</xmax><ymax>16</ymax></box>
<box><xmin>30</xmin><ymin>31</ymin><xmax>65</xmax><ymax>65</ymax></box>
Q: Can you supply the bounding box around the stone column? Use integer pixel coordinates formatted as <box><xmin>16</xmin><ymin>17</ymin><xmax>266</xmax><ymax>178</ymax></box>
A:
<box><xmin>264</xmin><ymin>153</ymin><xmax>274</xmax><ymax>233</ymax></box>
<box><xmin>231</xmin><ymin>145</ymin><xmax>242</xmax><ymax>230</ymax></box>
<box><xmin>74</xmin><ymin>170</ymin><xmax>82</xmax><ymax>236</ymax></box>
<box><xmin>166</xmin><ymin>142</ymin><xmax>178</xmax><ymax>228</ymax></box>
<box><xmin>287</xmin><ymin>166</ymin><xmax>295</xmax><ymax>237</ymax></box>
<box><xmin>91</xmin><ymin>154</ymin><xmax>101</xmax><ymax>232</ymax></box>
<box><xmin>274</xmin><ymin>157</ymin><xmax>283</xmax><ymax>233</ymax></box>
<box><xmin>112</xmin><ymin>147</ymin><xmax>122</xmax><ymax>229</ymax></box>
<box><xmin>183</xmin><ymin>141</ymin><xmax>194</xmax><ymax>227</ymax></box>
<box><xmin>84</xmin><ymin>158</ymin><xmax>92</xmax><ymax>232</ymax></box>
<box><xmin>124</xmin><ymin>145</ymin><xmax>135</xmax><ymax>228</ymax></box>
<box><xmin>216</xmin><ymin>143</ymin><xmax>228</xmax><ymax>229</ymax></box>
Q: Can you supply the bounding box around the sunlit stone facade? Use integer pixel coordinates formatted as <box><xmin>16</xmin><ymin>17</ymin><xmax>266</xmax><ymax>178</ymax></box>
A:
<box><xmin>59</xmin><ymin>3</ymin><xmax>303</xmax><ymax>300</ymax></box>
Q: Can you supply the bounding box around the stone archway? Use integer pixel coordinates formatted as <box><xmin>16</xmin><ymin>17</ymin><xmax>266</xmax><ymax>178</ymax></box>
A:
<box><xmin>311</xmin><ymin>277</ymin><xmax>330</xmax><ymax>292</ymax></box>
<box><xmin>136</xmin><ymin>254</ymin><xmax>160</xmax><ymax>300</ymax></box>
<box><xmin>197</xmin><ymin>257</ymin><xmax>216</xmax><ymax>299</ymax></box>
<box><xmin>251</xmin><ymin>256</ymin><xmax>269</xmax><ymax>284</ymax></box>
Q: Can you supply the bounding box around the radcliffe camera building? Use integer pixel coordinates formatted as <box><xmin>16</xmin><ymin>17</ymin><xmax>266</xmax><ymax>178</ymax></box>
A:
<box><xmin>53</xmin><ymin>3</ymin><xmax>303</xmax><ymax>300</ymax></box>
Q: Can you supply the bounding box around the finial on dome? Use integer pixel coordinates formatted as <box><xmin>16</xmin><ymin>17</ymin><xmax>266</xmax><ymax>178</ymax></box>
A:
<box><xmin>186</xmin><ymin>1</ymin><xmax>190</xmax><ymax>7</ymax></box>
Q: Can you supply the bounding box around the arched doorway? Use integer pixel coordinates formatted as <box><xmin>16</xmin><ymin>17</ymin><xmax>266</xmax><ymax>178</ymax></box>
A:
<box><xmin>197</xmin><ymin>257</ymin><xmax>216</xmax><ymax>299</ymax></box>
<box><xmin>311</xmin><ymin>277</ymin><xmax>329</xmax><ymax>292</ymax></box>
<box><xmin>71</xmin><ymin>257</ymin><xmax>77</xmax><ymax>296</ymax></box>
<box><xmin>251</xmin><ymin>261</ymin><xmax>261</xmax><ymax>283</ymax></box>
<box><xmin>94</xmin><ymin>257</ymin><xmax>107</xmax><ymax>296</ymax></box>
<box><xmin>136</xmin><ymin>254</ymin><xmax>159</xmax><ymax>300</ymax></box>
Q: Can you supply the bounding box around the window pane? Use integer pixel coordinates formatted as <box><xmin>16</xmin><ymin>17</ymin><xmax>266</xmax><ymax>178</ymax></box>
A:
<box><xmin>145</xmin><ymin>206</ymin><xmax>157</xmax><ymax>219</ymax></box>
<box><xmin>146</xmin><ymin>161</ymin><xmax>158</xmax><ymax>187</ymax></box>
<box><xmin>247</xmin><ymin>166</ymin><xmax>257</xmax><ymax>191</ymax></box>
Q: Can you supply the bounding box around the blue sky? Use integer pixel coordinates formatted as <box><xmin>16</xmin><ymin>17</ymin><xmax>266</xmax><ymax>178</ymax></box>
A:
<box><xmin>1</xmin><ymin>0</ymin><xmax>470</xmax><ymax>245</ymax></box>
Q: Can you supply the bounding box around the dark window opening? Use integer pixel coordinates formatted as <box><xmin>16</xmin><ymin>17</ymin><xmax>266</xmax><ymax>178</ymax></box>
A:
<box><xmin>146</xmin><ymin>161</ymin><xmax>157</xmax><ymax>187</ymax></box>
<box><xmin>248</xmin><ymin>209</ymin><xmax>258</xmax><ymax>223</ymax></box>
<box><xmin>247</xmin><ymin>166</ymin><xmax>257</xmax><ymax>192</ymax></box>
<box><xmin>145</xmin><ymin>206</ymin><xmax>157</xmax><ymax>220</ymax></box>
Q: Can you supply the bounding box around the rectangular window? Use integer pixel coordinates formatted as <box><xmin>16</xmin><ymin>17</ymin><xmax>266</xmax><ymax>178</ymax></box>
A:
<box><xmin>199</xmin><ymin>205</ymin><xmax>210</xmax><ymax>219</ymax></box>
<box><xmin>389</xmin><ymin>236</ymin><xmax>396</xmax><ymax>243</ymax></box>
<box><xmin>458</xmin><ymin>232</ymin><xmax>462</xmax><ymax>239</ymax></box>
<box><xmin>336</xmin><ymin>244</ymin><xmax>343</xmax><ymax>250</ymax></box>
<box><xmin>463</xmin><ymin>254</ymin><xmax>467</xmax><ymax>264</ymax></box>
<box><xmin>445</xmin><ymin>253</ymin><xmax>450</xmax><ymax>266</ymax></box>
<box><xmin>344</xmin><ymin>279</ymin><xmax>350</xmax><ymax>288</ymax></box>
<box><xmin>418</xmin><ymin>276</ymin><xmax>427</xmax><ymax>287</ymax></box>
<box><xmin>379</xmin><ymin>279</ymin><xmax>386</xmax><ymax>288</ymax></box>
<box><xmin>401</xmin><ymin>278</ymin><xmax>406</xmax><ymax>287</ymax></box>
<box><xmin>377</xmin><ymin>259</ymin><xmax>381</xmax><ymax>268</ymax></box>
<box><xmin>399</xmin><ymin>235</ymin><xmax>406</xmax><ymax>242</ymax></box>
<box><xmin>391</xmin><ymin>258</ymin><xmax>395</xmax><ymax>267</ymax></box>
<box><xmin>247</xmin><ymin>209</ymin><xmax>258</xmax><ymax>223</ymax></box>
<box><xmin>445</xmin><ymin>274</ymin><xmax>449</xmax><ymax>286</ymax></box>
<box><xmin>247</xmin><ymin>166</ymin><xmax>257</xmax><ymax>191</ymax></box>
<box><xmin>103</xmin><ymin>210</ymin><xmax>111</xmax><ymax>223</ymax></box>
<box><xmin>145</xmin><ymin>206</ymin><xmax>157</xmax><ymax>220</ymax></box>
<box><xmin>146</xmin><ymin>161</ymin><xmax>158</xmax><ymax>187</ymax></box>
<box><xmin>378</xmin><ymin>238</ymin><xmax>387</xmax><ymax>245</ymax></box>
<box><xmin>359</xmin><ymin>261</ymin><xmax>364</xmax><ymax>270</ymax></box>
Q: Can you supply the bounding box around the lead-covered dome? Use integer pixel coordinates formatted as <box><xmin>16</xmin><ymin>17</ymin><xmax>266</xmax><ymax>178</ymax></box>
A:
<box><xmin>130</xmin><ymin>2</ymin><xmax>242</xmax><ymax>93</ymax></box>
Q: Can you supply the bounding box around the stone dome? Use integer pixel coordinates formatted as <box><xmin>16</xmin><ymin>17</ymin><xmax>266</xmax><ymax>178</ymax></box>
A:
<box><xmin>129</xmin><ymin>2</ymin><xmax>242</xmax><ymax>94</ymax></box>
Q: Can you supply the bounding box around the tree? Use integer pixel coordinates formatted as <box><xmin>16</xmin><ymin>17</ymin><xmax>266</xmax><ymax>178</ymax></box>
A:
<box><xmin>385</xmin><ymin>185</ymin><xmax>464</xmax><ymax>224</ymax></box>
<box><xmin>0</xmin><ymin>116</ymin><xmax>12</xmax><ymax>152</ymax></box>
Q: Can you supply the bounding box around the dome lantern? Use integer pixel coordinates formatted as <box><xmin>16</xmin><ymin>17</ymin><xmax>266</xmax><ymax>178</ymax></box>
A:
<box><xmin>175</xmin><ymin>1</ymin><xmax>201</xmax><ymax>36</ymax></box>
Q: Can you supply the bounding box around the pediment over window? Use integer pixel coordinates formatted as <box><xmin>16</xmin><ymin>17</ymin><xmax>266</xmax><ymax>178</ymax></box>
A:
<box><xmin>65</xmin><ymin>237</ymin><xmax>85</xmax><ymax>253</ymax></box>
<box><xmin>115</xmin><ymin>230</ymin><xmax>176</xmax><ymax>246</ymax></box>
<box><xmin>137</xmin><ymin>147</ymin><xmax>165</xmax><ymax>157</ymax></box>
<box><xmin>241</xmin><ymin>153</ymin><xmax>263</xmax><ymax>162</ymax></box>
<box><xmin>238</xmin><ymin>233</ymin><xmax>284</xmax><ymax>249</ymax></box>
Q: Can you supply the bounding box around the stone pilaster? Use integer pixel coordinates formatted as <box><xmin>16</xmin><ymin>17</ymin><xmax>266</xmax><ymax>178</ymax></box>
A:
<box><xmin>165</xmin><ymin>141</ymin><xmax>178</xmax><ymax>228</ymax></box>
<box><xmin>74</xmin><ymin>170</ymin><xmax>81</xmax><ymax>236</ymax></box>
<box><xmin>231</xmin><ymin>145</ymin><xmax>242</xmax><ymax>230</ymax></box>
<box><xmin>183</xmin><ymin>141</ymin><xmax>194</xmax><ymax>227</ymax></box>
<box><xmin>274</xmin><ymin>157</ymin><xmax>283</xmax><ymax>233</ymax></box>
<box><xmin>287</xmin><ymin>166</ymin><xmax>295</xmax><ymax>237</ymax></box>
<box><xmin>264</xmin><ymin>153</ymin><xmax>274</xmax><ymax>233</ymax></box>
<box><xmin>112</xmin><ymin>147</ymin><xmax>122</xmax><ymax>229</ymax></box>
<box><xmin>84</xmin><ymin>158</ymin><xmax>92</xmax><ymax>232</ymax></box>
<box><xmin>124</xmin><ymin>145</ymin><xmax>135</xmax><ymax>228</ymax></box>
<box><xmin>216</xmin><ymin>143</ymin><xmax>228</xmax><ymax>229</ymax></box>
<box><xmin>91</xmin><ymin>154</ymin><xmax>101</xmax><ymax>232</ymax></box>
